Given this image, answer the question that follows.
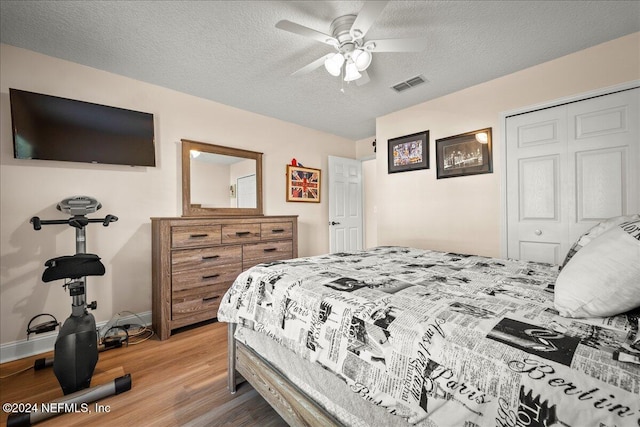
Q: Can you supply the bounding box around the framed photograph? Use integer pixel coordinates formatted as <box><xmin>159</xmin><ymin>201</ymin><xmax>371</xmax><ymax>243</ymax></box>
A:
<box><xmin>286</xmin><ymin>165</ymin><xmax>321</xmax><ymax>202</ymax></box>
<box><xmin>436</xmin><ymin>128</ymin><xmax>493</xmax><ymax>179</ymax></box>
<box><xmin>387</xmin><ymin>130</ymin><xmax>429</xmax><ymax>174</ymax></box>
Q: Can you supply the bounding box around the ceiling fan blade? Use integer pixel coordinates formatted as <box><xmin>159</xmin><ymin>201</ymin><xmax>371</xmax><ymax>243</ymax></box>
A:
<box><xmin>368</xmin><ymin>38</ymin><xmax>426</xmax><ymax>52</ymax></box>
<box><xmin>355</xmin><ymin>70</ymin><xmax>370</xmax><ymax>86</ymax></box>
<box><xmin>291</xmin><ymin>53</ymin><xmax>333</xmax><ymax>76</ymax></box>
<box><xmin>276</xmin><ymin>20</ymin><xmax>338</xmax><ymax>46</ymax></box>
<box><xmin>351</xmin><ymin>1</ymin><xmax>389</xmax><ymax>38</ymax></box>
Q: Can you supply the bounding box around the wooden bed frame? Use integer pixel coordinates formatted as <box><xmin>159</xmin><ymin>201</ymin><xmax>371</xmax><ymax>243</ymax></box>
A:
<box><xmin>227</xmin><ymin>323</ymin><xmax>341</xmax><ymax>426</ymax></box>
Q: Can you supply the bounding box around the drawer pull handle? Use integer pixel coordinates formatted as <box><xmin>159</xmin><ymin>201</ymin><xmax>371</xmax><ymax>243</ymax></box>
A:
<box><xmin>202</xmin><ymin>274</ymin><xmax>220</xmax><ymax>280</ymax></box>
<box><xmin>263</xmin><ymin>248</ymin><xmax>277</xmax><ymax>252</ymax></box>
<box><xmin>235</xmin><ymin>231</ymin><xmax>251</xmax><ymax>236</ymax></box>
<box><xmin>202</xmin><ymin>296</ymin><xmax>219</xmax><ymax>302</ymax></box>
<box><xmin>189</xmin><ymin>233</ymin><xmax>208</xmax><ymax>238</ymax></box>
<box><xmin>202</xmin><ymin>255</ymin><xmax>220</xmax><ymax>260</ymax></box>
<box><xmin>271</xmin><ymin>229</ymin><xmax>285</xmax><ymax>233</ymax></box>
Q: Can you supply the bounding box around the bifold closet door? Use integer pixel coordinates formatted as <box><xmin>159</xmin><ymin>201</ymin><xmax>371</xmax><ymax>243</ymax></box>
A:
<box><xmin>506</xmin><ymin>87</ymin><xmax>639</xmax><ymax>264</ymax></box>
<box><xmin>566</xmin><ymin>89</ymin><xmax>639</xmax><ymax>242</ymax></box>
<box><xmin>507</xmin><ymin>104</ymin><xmax>569</xmax><ymax>264</ymax></box>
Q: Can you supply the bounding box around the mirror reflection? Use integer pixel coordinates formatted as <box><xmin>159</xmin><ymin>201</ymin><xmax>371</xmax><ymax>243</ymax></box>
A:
<box><xmin>190</xmin><ymin>150</ymin><xmax>257</xmax><ymax>209</ymax></box>
<box><xmin>181</xmin><ymin>139</ymin><xmax>263</xmax><ymax>216</ymax></box>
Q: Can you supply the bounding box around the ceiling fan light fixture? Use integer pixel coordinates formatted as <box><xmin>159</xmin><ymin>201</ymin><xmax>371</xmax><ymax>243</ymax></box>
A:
<box><xmin>276</xmin><ymin>3</ymin><xmax>426</xmax><ymax>86</ymax></box>
<box><xmin>344</xmin><ymin>61</ymin><xmax>362</xmax><ymax>82</ymax></box>
<box><xmin>352</xmin><ymin>48</ymin><xmax>372</xmax><ymax>71</ymax></box>
<box><xmin>324</xmin><ymin>53</ymin><xmax>345</xmax><ymax>77</ymax></box>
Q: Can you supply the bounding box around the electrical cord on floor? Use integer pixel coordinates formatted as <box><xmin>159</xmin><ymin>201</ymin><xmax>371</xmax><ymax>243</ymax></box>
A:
<box><xmin>0</xmin><ymin>365</ymin><xmax>33</xmax><ymax>379</ymax></box>
<box><xmin>102</xmin><ymin>325</ymin><xmax>130</xmax><ymax>346</ymax></box>
<box><xmin>100</xmin><ymin>310</ymin><xmax>154</xmax><ymax>345</ymax></box>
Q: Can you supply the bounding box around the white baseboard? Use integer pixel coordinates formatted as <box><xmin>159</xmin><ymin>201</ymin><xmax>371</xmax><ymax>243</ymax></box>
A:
<box><xmin>0</xmin><ymin>311</ymin><xmax>152</xmax><ymax>364</ymax></box>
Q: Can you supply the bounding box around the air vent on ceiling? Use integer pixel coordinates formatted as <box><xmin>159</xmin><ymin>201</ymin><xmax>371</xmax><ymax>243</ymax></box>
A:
<box><xmin>391</xmin><ymin>75</ymin><xmax>428</xmax><ymax>93</ymax></box>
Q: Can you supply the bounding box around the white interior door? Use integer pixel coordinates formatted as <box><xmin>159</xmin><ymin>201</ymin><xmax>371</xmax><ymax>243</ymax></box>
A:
<box><xmin>328</xmin><ymin>156</ymin><xmax>363</xmax><ymax>253</ymax></box>
<box><xmin>236</xmin><ymin>174</ymin><xmax>256</xmax><ymax>208</ymax></box>
<box><xmin>506</xmin><ymin>87</ymin><xmax>639</xmax><ymax>264</ymax></box>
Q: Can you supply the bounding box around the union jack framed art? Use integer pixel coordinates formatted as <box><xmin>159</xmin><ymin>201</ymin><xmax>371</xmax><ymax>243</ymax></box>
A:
<box><xmin>286</xmin><ymin>165</ymin><xmax>321</xmax><ymax>202</ymax></box>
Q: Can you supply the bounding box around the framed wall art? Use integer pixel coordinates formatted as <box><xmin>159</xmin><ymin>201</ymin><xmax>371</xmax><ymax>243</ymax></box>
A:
<box><xmin>286</xmin><ymin>165</ymin><xmax>321</xmax><ymax>202</ymax></box>
<box><xmin>387</xmin><ymin>130</ymin><xmax>429</xmax><ymax>174</ymax></box>
<box><xmin>436</xmin><ymin>128</ymin><xmax>493</xmax><ymax>179</ymax></box>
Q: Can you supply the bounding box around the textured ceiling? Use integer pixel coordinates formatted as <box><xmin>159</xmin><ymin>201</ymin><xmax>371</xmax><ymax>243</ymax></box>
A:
<box><xmin>1</xmin><ymin>1</ymin><xmax>639</xmax><ymax>140</ymax></box>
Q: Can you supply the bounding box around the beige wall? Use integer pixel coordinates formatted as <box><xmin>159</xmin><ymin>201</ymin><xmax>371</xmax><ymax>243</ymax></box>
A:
<box><xmin>355</xmin><ymin>135</ymin><xmax>376</xmax><ymax>160</ymax></box>
<box><xmin>376</xmin><ymin>33</ymin><xmax>640</xmax><ymax>257</ymax></box>
<box><xmin>355</xmin><ymin>135</ymin><xmax>378</xmax><ymax>248</ymax></box>
<box><xmin>0</xmin><ymin>44</ymin><xmax>354</xmax><ymax>347</ymax></box>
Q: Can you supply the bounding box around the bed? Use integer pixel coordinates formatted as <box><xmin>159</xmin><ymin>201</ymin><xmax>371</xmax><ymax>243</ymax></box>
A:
<box><xmin>217</xmin><ymin>217</ymin><xmax>640</xmax><ymax>427</ymax></box>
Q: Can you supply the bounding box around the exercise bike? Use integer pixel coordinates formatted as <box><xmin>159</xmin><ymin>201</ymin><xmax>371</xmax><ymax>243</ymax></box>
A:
<box><xmin>7</xmin><ymin>196</ymin><xmax>132</xmax><ymax>427</ymax></box>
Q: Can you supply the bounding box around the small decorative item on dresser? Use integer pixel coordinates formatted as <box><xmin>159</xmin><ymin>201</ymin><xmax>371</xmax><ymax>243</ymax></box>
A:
<box><xmin>436</xmin><ymin>127</ymin><xmax>493</xmax><ymax>179</ymax></box>
<box><xmin>286</xmin><ymin>165</ymin><xmax>321</xmax><ymax>202</ymax></box>
<box><xmin>387</xmin><ymin>130</ymin><xmax>429</xmax><ymax>173</ymax></box>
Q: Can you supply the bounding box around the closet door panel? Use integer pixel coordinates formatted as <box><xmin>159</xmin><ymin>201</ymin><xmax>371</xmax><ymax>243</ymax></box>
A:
<box><xmin>519</xmin><ymin>155</ymin><xmax>560</xmax><ymax>221</ymax></box>
<box><xmin>576</xmin><ymin>147</ymin><xmax>626</xmax><ymax>221</ymax></box>
<box><xmin>519</xmin><ymin>242</ymin><xmax>560</xmax><ymax>265</ymax></box>
<box><xmin>517</xmin><ymin>119</ymin><xmax>562</xmax><ymax>148</ymax></box>
<box><xmin>507</xmin><ymin>106</ymin><xmax>568</xmax><ymax>264</ymax></box>
<box><xmin>567</xmin><ymin>88</ymin><xmax>639</xmax><ymax>240</ymax></box>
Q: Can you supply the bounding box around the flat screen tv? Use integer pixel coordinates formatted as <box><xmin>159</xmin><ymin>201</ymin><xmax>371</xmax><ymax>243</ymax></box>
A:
<box><xmin>10</xmin><ymin>88</ymin><xmax>156</xmax><ymax>167</ymax></box>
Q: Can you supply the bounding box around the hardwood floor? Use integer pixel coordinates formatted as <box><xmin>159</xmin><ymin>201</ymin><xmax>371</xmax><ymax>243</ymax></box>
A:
<box><xmin>0</xmin><ymin>321</ymin><xmax>288</xmax><ymax>427</ymax></box>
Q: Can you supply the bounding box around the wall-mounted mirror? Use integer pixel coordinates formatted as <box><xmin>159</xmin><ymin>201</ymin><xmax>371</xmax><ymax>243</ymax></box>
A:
<box><xmin>182</xmin><ymin>139</ymin><xmax>263</xmax><ymax>216</ymax></box>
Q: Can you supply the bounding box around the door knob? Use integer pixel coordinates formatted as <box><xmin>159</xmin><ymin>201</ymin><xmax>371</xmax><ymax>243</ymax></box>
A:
<box><xmin>330</xmin><ymin>221</ymin><xmax>341</xmax><ymax>226</ymax></box>
<box><xmin>534</xmin><ymin>229</ymin><xmax>542</xmax><ymax>236</ymax></box>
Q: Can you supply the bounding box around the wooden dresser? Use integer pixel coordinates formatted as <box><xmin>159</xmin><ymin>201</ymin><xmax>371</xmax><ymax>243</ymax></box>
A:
<box><xmin>151</xmin><ymin>215</ymin><xmax>298</xmax><ymax>340</ymax></box>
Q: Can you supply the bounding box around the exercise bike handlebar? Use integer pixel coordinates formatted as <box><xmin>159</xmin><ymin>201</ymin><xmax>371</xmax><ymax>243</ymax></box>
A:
<box><xmin>30</xmin><ymin>215</ymin><xmax>118</xmax><ymax>231</ymax></box>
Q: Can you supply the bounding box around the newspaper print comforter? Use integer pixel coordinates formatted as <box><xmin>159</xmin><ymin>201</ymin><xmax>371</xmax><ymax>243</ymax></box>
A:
<box><xmin>217</xmin><ymin>247</ymin><xmax>640</xmax><ymax>427</ymax></box>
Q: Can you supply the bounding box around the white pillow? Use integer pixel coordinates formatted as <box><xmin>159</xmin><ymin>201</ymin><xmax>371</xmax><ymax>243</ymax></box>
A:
<box><xmin>554</xmin><ymin>218</ymin><xmax>640</xmax><ymax>318</ymax></box>
<box><xmin>559</xmin><ymin>213</ymin><xmax>640</xmax><ymax>270</ymax></box>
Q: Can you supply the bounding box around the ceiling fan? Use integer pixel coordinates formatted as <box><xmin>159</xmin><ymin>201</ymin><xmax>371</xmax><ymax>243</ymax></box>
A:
<box><xmin>276</xmin><ymin>1</ymin><xmax>425</xmax><ymax>85</ymax></box>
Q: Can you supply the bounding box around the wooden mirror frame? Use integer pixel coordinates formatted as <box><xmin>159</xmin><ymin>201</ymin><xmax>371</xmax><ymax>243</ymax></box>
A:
<box><xmin>181</xmin><ymin>139</ymin><xmax>263</xmax><ymax>216</ymax></box>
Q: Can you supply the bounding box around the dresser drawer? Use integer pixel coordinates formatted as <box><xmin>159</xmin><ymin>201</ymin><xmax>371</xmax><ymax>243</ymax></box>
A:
<box><xmin>172</xmin><ymin>245</ymin><xmax>241</xmax><ymax>273</ymax></box>
<box><xmin>261</xmin><ymin>221</ymin><xmax>293</xmax><ymax>240</ymax></box>
<box><xmin>152</xmin><ymin>215</ymin><xmax>297</xmax><ymax>340</ymax></box>
<box><xmin>171</xmin><ymin>283</ymin><xmax>227</xmax><ymax>321</ymax></box>
<box><xmin>172</xmin><ymin>225</ymin><xmax>221</xmax><ymax>248</ymax></box>
<box><xmin>243</xmin><ymin>240</ymin><xmax>293</xmax><ymax>269</ymax></box>
<box><xmin>172</xmin><ymin>263</ymin><xmax>241</xmax><ymax>291</ymax></box>
<box><xmin>221</xmin><ymin>223</ymin><xmax>261</xmax><ymax>244</ymax></box>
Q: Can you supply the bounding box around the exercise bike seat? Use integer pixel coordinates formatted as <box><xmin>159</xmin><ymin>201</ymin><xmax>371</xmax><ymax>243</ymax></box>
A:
<box><xmin>42</xmin><ymin>254</ymin><xmax>105</xmax><ymax>282</ymax></box>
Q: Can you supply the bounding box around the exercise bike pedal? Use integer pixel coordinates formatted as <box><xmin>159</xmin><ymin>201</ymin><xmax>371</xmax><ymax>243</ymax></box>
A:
<box><xmin>28</xmin><ymin>320</ymin><xmax>59</xmax><ymax>335</ymax></box>
<box><xmin>99</xmin><ymin>337</ymin><xmax>125</xmax><ymax>351</ymax></box>
<box><xmin>26</xmin><ymin>314</ymin><xmax>60</xmax><ymax>339</ymax></box>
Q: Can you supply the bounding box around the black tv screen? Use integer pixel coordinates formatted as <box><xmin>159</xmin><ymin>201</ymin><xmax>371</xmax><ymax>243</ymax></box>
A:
<box><xmin>10</xmin><ymin>89</ymin><xmax>156</xmax><ymax>167</ymax></box>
